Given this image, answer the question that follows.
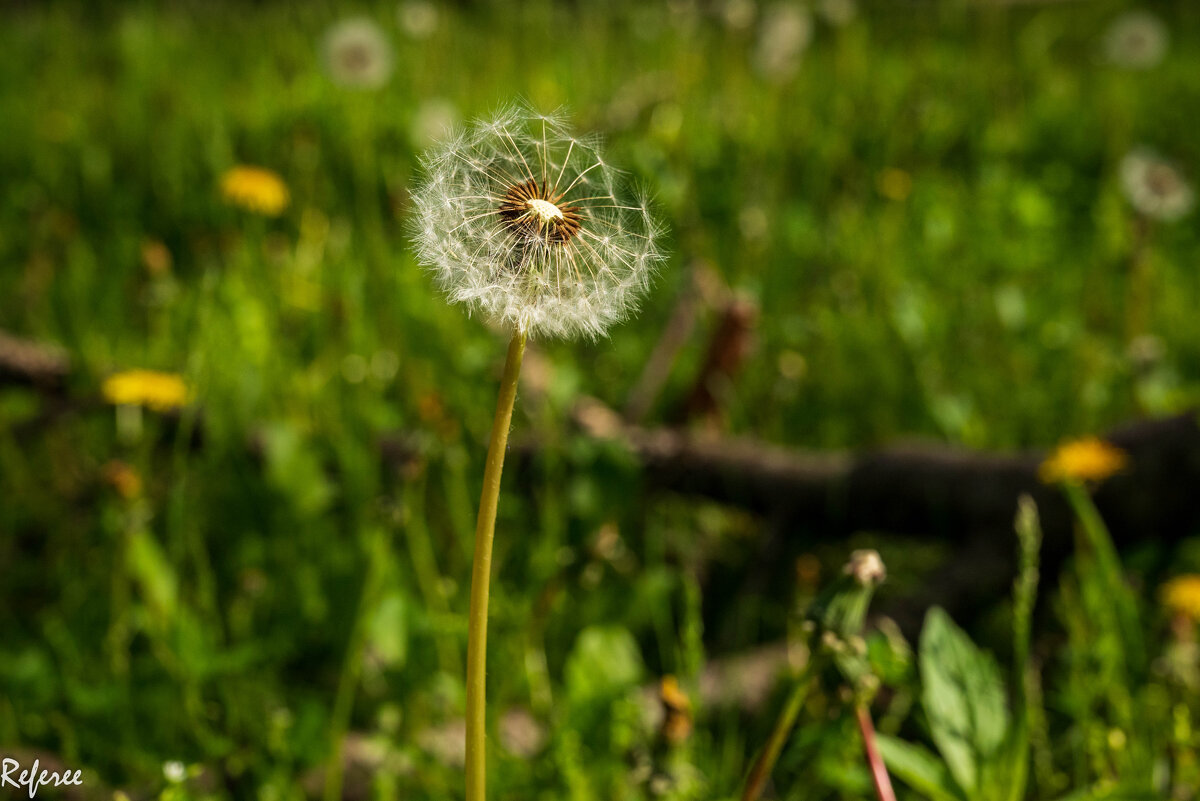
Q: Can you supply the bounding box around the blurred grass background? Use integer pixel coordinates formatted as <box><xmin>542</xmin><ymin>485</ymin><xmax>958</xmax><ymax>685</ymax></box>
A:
<box><xmin>2</xmin><ymin>1</ymin><xmax>1199</xmax><ymax>798</ymax></box>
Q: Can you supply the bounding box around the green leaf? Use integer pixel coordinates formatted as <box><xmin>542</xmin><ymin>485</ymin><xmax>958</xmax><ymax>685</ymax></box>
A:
<box><xmin>876</xmin><ymin>735</ymin><xmax>967</xmax><ymax>801</ymax></box>
<box><xmin>367</xmin><ymin>590</ymin><xmax>409</xmax><ymax>668</ymax></box>
<box><xmin>919</xmin><ymin>607</ymin><xmax>1011</xmax><ymax>798</ymax></box>
<box><xmin>126</xmin><ymin>527</ymin><xmax>178</xmax><ymax>625</ymax></box>
<box><xmin>1051</xmin><ymin>787</ymin><xmax>1160</xmax><ymax>801</ymax></box>
<box><xmin>564</xmin><ymin>625</ymin><xmax>644</xmax><ymax>702</ymax></box>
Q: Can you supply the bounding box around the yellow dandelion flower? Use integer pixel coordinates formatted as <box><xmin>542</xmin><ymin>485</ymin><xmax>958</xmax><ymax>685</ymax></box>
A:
<box><xmin>1162</xmin><ymin>575</ymin><xmax>1200</xmax><ymax>622</ymax></box>
<box><xmin>102</xmin><ymin>369</ymin><xmax>190</xmax><ymax>412</ymax></box>
<box><xmin>1038</xmin><ymin>436</ymin><xmax>1128</xmax><ymax>484</ymax></box>
<box><xmin>220</xmin><ymin>166</ymin><xmax>290</xmax><ymax>216</ymax></box>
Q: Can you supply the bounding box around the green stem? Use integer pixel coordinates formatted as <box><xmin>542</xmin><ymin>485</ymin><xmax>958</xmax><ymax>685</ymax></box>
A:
<box><xmin>1062</xmin><ymin>481</ymin><xmax>1144</xmax><ymax>677</ymax></box>
<box><xmin>324</xmin><ymin>529</ymin><xmax>387</xmax><ymax>801</ymax></box>
<box><xmin>403</xmin><ymin>478</ymin><xmax>462</xmax><ymax>677</ymax></box>
<box><xmin>466</xmin><ymin>330</ymin><xmax>527</xmax><ymax>801</ymax></box>
<box><xmin>741</xmin><ymin>660</ymin><xmax>817</xmax><ymax>801</ymax></box>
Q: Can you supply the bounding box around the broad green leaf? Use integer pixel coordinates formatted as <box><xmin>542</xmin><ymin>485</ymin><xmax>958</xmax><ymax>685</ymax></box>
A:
<box><xmin>920</xmin><ymin>607</ymin><xmax>1010</xmax><ymax>798</ymax></box>
<box><xmin>876</xmin><ymin>734</ymin><xmax>967</xmax><ymax>801</ymax></box>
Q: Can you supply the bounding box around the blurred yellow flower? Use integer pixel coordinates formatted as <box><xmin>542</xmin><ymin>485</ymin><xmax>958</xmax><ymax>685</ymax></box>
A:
<box><xmin>102</xmin><ymin>459</ymin><xmax>143</xmax><ymax>499</ymax></box>
<box><xmin>102</xmin><ymin>369</ymin><xmax>189</xmax><ymax>411</ymax></box>
<box><xmin>658</xmin><ymin>675</ymin><xmax>693</xmax><ymax>744</ymax></box>
<box><xmin>1162</xmin><ymin>575</ymin><xmax>1200</xmax><ymax>622</ymax></box>
<box><xmin>220</xmin><ymin>166</ymin><xmax>289</xmax><ymax>216</ymax></box>
<box><xmin>1039</xmin><ymin>437</ymin><xmax>1128</xmax><ymax>484</ymax></box>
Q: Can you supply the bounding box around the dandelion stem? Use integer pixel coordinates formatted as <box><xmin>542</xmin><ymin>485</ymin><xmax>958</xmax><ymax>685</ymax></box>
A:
<box><xmin>466</xmin><ymin>329</ymin><xmax>527</xmax><ymax>801</ymax></box>
<box><xmin>740</xmin><ymin>660</ymin><xmax>817</xmax><ymax>801</ymax></box>
<box><xmin>855</xmin><ymin>704</ymin><xmax>897</xmax><ymax>801</ymax></box>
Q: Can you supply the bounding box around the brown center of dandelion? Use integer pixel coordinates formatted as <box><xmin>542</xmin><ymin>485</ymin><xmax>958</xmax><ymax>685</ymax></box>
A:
<box><xmin>1146</xmin><ymin>164</ymin><xmax>1181</xmax><ymax>199</ymax></box>
<box><xmin>498</xmin><ymin>179</ymin><xmax>583</xmax><ymax>245</ymax></box>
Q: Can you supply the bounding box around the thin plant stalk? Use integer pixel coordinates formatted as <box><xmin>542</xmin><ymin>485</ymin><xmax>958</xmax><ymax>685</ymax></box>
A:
<box><xmin>855</xmin><ymin>704</ymin><xmax>897</xmax><ymax>801</ymax></box>
<box><xmin>324</xmin><ymin>528</ymin><xmax>388</xmax><ymax>801</ymax></box>
<box><xmin>741</xmin><ymin>661</ymin><xmax>817</xmax><ymax>801</ymax></box>
<box><xmin>466</xmin><ymin>329</ymin><xmax>527</xmax><ymax>801</ymax></box>
<box><xmin>402</xmin><ymin>478</ymin><xmax>462</xmax><ymax>677</ymax></box>
<box><xmin>1062</xmin><ymin>481</ymin><xmax>1144</xmax><ymax>676</ymax></box>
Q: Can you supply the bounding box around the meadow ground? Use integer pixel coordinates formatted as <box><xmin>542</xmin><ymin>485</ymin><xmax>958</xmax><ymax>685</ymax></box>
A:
<box><xmin>2</xmin><ymin>1</ymin><xmax>1200</xmax><ymax>799</ymax></box>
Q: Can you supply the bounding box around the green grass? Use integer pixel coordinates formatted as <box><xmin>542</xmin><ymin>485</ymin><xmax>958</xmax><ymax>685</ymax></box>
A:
<box><xmin>2</xmin><ymin>1</ymin><xmax>1200</xmax><ymax>799</ymax></box>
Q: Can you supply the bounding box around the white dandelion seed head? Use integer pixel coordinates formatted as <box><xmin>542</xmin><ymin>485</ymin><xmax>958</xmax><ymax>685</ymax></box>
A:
<box><xmin>721</xmin><ymin>0</ymin><xmax>757</xmax><ymax>31</ymax></box>
<box><xmin>397</xmin><ymin>1</ymin><xmax>439</xmax><ymax>40</ymax></box>
<box><xmin>1120</xmin><ymin>148</ymin><xmax>1194</xmax><ymax>222</ymax></box>
<box><xmin>753</xmin><ymin>3</ymin><xmax>813</xmax><ymax>81</ymax></box>
<box><xmin>819</xmin><ymin>0</ymin><xmax>857</xmax><ymax>28</ymax></box>
<box><xmin>323</xmin><ymin>18</ymin><xmax>394</xmax><ymax>90</ymax></box>
<box><xmin>1104</xmin><ymin>11</ymin><xmax>1168</xmax><ymax>70</ymax></box>
<box><xmin>410</xmin><ymin>104</ymin><xmax>667</xmax><ymax>340</ymax></box>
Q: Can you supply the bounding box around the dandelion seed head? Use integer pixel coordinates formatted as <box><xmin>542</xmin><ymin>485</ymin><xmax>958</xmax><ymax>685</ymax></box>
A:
<box><xmin>323</xmin><ymin>17</ymin><xmax>394</xmax><ymax>90</ymax></box>
<box><xmin>819</xmin><ymin>0</ymin><xmax>857</xmax><ymax>27</ymax></box>
<box><xmin>397</xmin><ymin>0</ymin><xmax>438</xmax><ymax>40</ymax></box>
<box><xmin>754</xmin><ymin>3</ymin><xmax>812</xmax><ymax>81</ymax></box>
<box><xmin>410</xmin><ymin>104</ymin><xmax>666</xmax><ymax>340</ymax></box>
<box><xmin>1104</xmin><ymin>11</ymin><xmax>1168</xmax><ymax>70</ymax></box>
<box><xmin>1120</xmin><ymin>148</ymin><xmax>1194</xmax><ymax>222</ymax></box>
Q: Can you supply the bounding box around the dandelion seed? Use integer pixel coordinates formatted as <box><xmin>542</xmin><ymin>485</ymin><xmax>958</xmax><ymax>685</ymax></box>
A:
<box><xmin>410</xmin><ymin>104</ymin><xmax>666</xmax><ymax>339</ymax></box>
<box><xmin>102</xmin><ymin>370</ymin><xmax>190</xmax><ymax>412</ymax></box>
<box><xmin>1120</xmin><ymin>149</ymin><xmax>1194</xmax><ymax>222</ymax></box>
<box><xmin>1162</xmin><ymin>575</ymin><xmax>1200</xmax><ymax>622</ymax></box>
<box><xmin>220</xmin><ymin>166</ymin><xmax>290</xmax><ymax>216</ymax></box>
<box><xmin>323</xmin><ymin>17</ymin><xmax>394</xmax><ymax>90</ymax></box>
<box><xmin>1038</xmin><ymin>437</ymin><xmax>1128</xmax><ymax>485</ymax></box>
<box><xmin>1104</xmin><ymin>11</ymin><xmax>1168</xmax><ymax>70</ymax></box>
<box><xmin>753</xmin><ymin>3</ymin><xmax>812</xmax><ymax>81</ymax></box>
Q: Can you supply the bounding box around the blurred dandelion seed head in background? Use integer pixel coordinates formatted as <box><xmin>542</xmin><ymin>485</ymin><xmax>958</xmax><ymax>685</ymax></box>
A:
<box><xmin>410</xmin><ymin>104</ymin><xmax>665</xmax><ymax>340</ymax></box>
<box><xmin>102</xmin><ymin>370</ymin><xmax>190</xmax><ymax>412</ymax></box>
<box><xmin>1162</xmin><ymin>575</ymin><xmax>1200</xmax><ymax>622</ymax></box>
<box><xmin>398</xmin><ymin>1</ymin><xmax>439</xmax><ymax>40</ymax></box>
<box><xmin>720</xmin><ymin>0</ymin><xmax>756</xmax><ymax>31</ymax></box>
<box><xmin>1038</xmin><ymin>437</ymin><xmax>1128</xmax><ymax>485</ymax></box>
<box><xmin>754</xmin><ymin>3</ymin><xmax>812</xmax><ymax>80</ymax></box>
<box><xmin>1120</xmin><ymin>149</ymin><xmax>1194</xmax><ymax>222</ymax></box>
<box><xmin>220</xmin><ymin>166</ymin><xmax>290</xmax><ymax>216</ymax></box>
<box><xmin>818</xmin><ymin>0</ymin><xmax>857</xmax><ymax>28</ymax></box>
<box><xmin>323</xmin><ymin>17</ymin><xmax>394</xmax><ymax>89</ymax></box>
<box><xmin>1104</xmin><ymin>11</ymin><xmax>1168</xmax><ymax>70</ymax></box>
